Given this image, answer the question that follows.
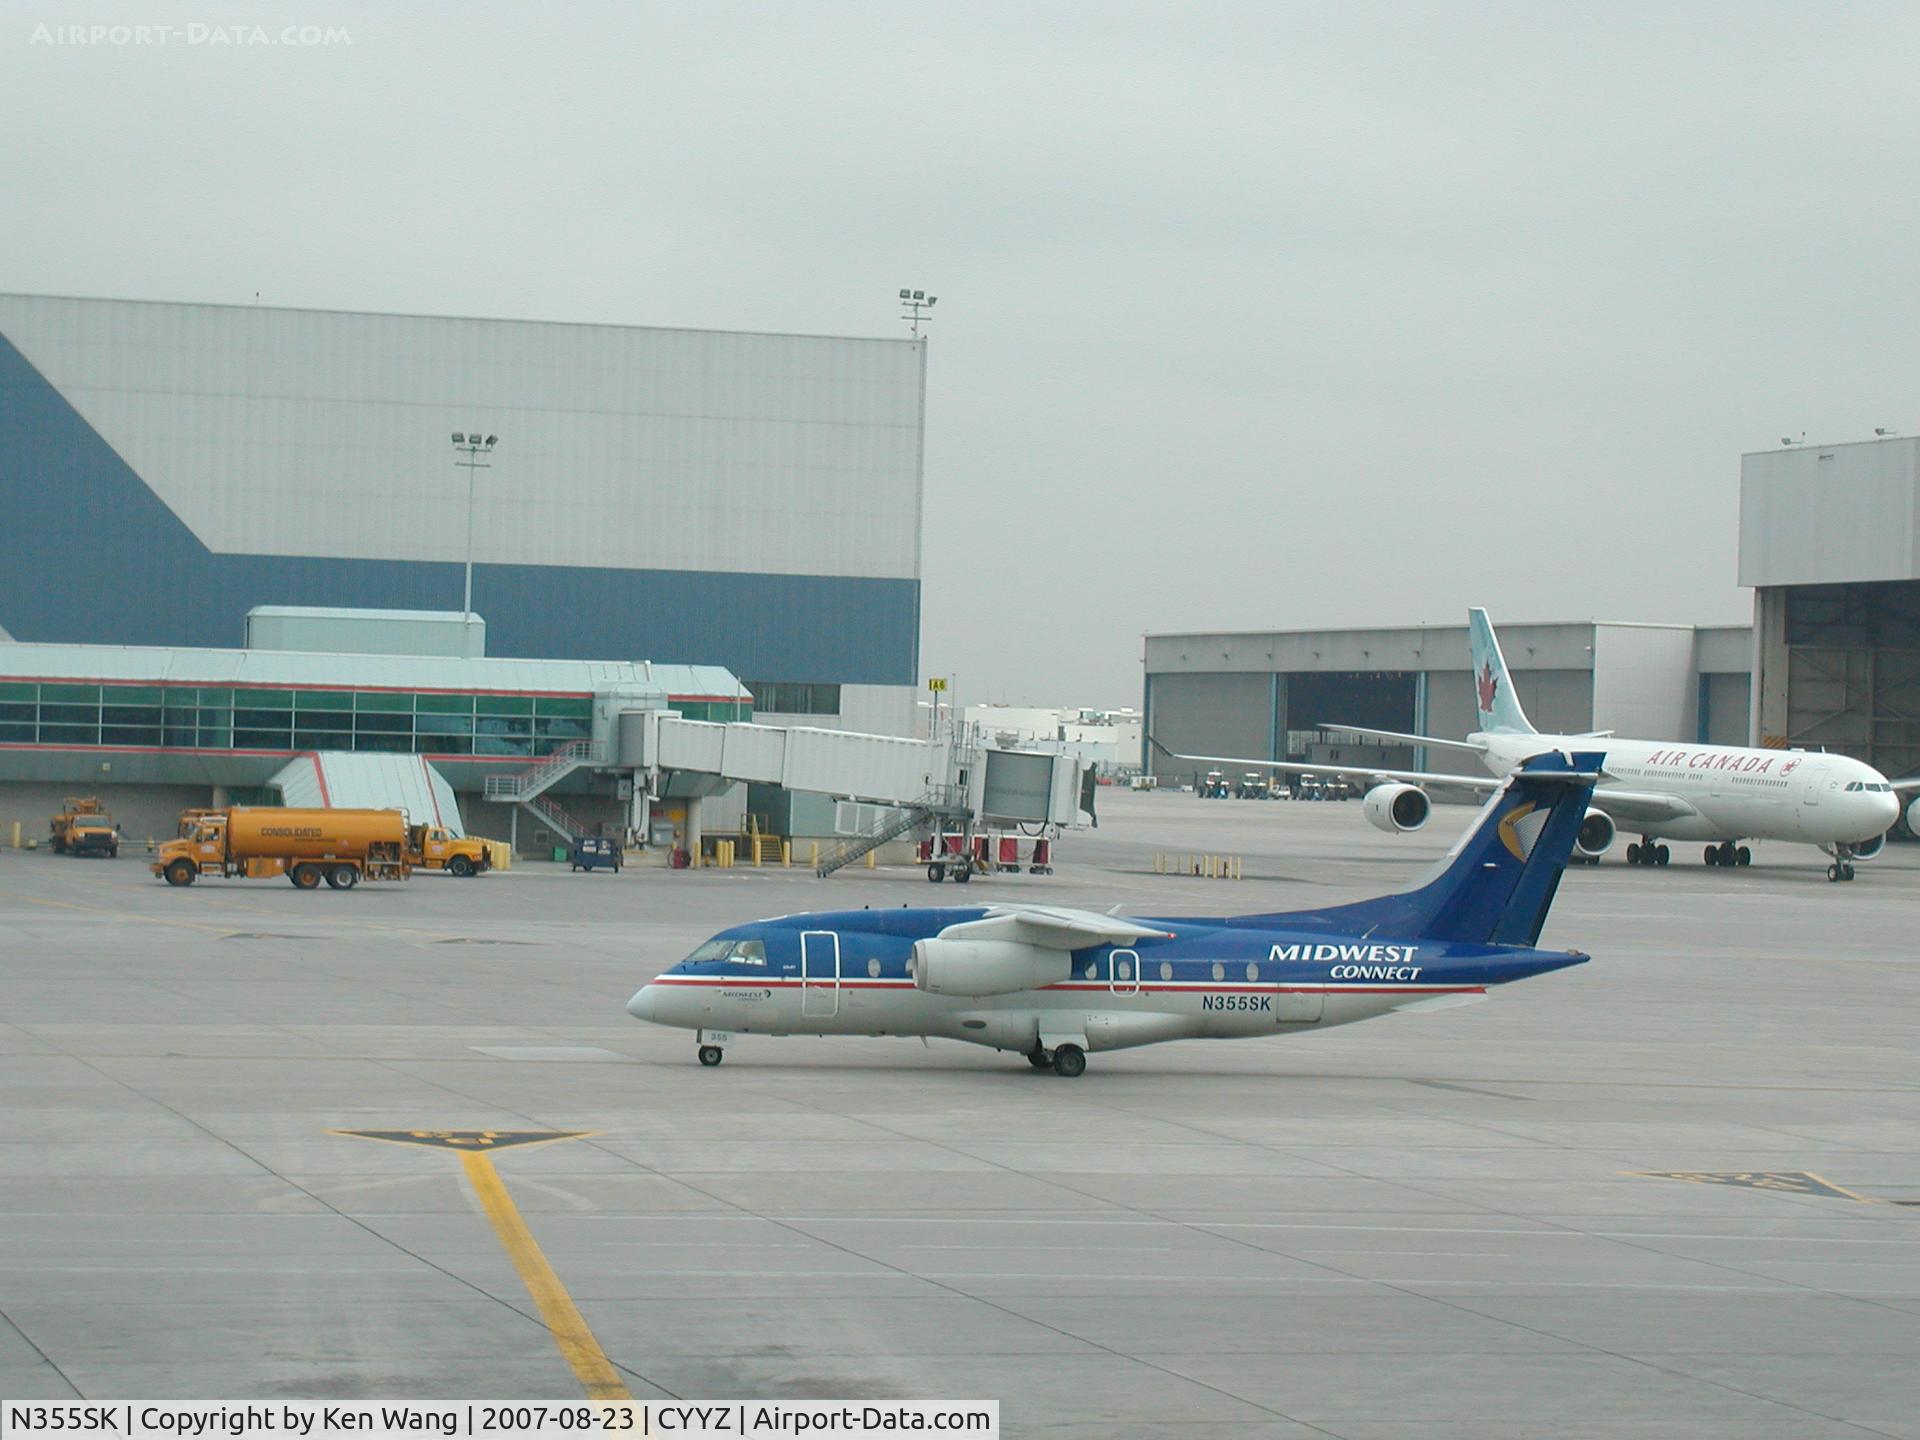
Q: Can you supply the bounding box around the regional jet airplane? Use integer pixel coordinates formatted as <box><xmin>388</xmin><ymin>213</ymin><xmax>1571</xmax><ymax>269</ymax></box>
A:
<box><xmin>627</xmin><ymin>752</ymin><xmax>1599</xmax><ymax>1075</ymax></box>
<box><xmin>1163</xmin><ymin>608</ymin><xmax>1902</xmax><ymax>882</ymax></box>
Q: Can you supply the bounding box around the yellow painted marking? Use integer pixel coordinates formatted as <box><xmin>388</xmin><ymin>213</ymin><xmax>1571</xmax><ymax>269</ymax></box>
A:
<box><xmin>1631</xmin><ymin>1170</ymin><xmax>1873</xmax><ymax>1202</ymax></box>
<box><xmin>330</xmin><ymin>1129</ymin><xmax>591</xmax><ymax>1151</ymax></box>
<box><xmin>335</xmin><ymin>1128</ymin><xmax>627</xmax><ymax>1398</ymax></box>
<box><xmin>461</xmin><ymin>1149</ymin><xmax>631</xmax><ymax>1399</ymax></box>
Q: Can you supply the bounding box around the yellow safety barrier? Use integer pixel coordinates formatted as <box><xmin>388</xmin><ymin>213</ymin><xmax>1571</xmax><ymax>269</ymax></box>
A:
<box><xmin>1154</xmin><ymin>853</ymin><xmax>1243</xmax><ymax>879</ymax></box>
<box><xmin>781</xmin><ymin>839</ymin><xmax>791</xmax><ymax>868</ymax></box>
<box><xmin>481</xmin><ymin>838</ymin><xmax>512</xmax><ymax>872</ymax></box>
<box><xmin>10</xmin><ymin>820</ymin><xmax>22</xmax><ymax>848</ymax></box>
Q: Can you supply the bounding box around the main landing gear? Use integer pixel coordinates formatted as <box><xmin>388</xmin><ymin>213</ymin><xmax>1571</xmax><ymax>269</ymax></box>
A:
<box><xmin>697</xmin><ymin>1044</ymin><xmax>725</xmax><ymax>1066</ymax></box>
<box><xmin>1703</xmin><ymin>841</ymin><xmax>1752</xmax><ymax>868</ymax></box>
<box><xmin>1024</xmin><ymin>1043</ymin><xmax>1087</xmax><ymax>1078</ymax></box>
<box><xmin>1625</xmin><ymin>841</ymin><xmax>1670</xmax><ymax>866</ymax></box>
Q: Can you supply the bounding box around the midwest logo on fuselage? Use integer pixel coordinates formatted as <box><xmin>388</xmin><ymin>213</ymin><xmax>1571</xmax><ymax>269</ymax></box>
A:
<box><xmin>1271</xmin><ymin>942</ymin><xmax>1423</xmax><ymax>981</ymax></box>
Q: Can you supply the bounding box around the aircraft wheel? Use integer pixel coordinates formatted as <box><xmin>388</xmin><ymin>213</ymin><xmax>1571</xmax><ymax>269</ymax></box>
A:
<box><xmin>326</xmin><ymin>865</ymin><xmax>358</xmax><ymax>889</ymax></box>
<box><xmin>1843</xmin><ymin>862</ymin><xmax>1857</xmax><ymax>881</ymax></box>
<box><xmin>1626</xmin><ymin>843</ymin><xmax>1641</xmax><ymax>865</ymax></box>
<box><xmin>1827</xmin><ymin>863</ymin><xmax>1842</xmax><ymax>882</ymax></box>
<box><xmin>697</xmin><ymin>1045</ymin><xmax>724</xmax><ymax>1067</ymax></box>
<box><xmin>164</xmin><ymin>859</ymin><xmax>196</xmax><ymax>887</ymax></box>
<box><xmin>1026</xmin><ymin>1047</ymin><xmax>1052</xmax><ymax>1069</ymax></box>
<box><xmin>953</xmin><ymin>863</ymin><xmax>972</xmax><ymax>884</ymax></box>
<box><xmin>1051</xmin><ymin>1044</ymin><xmax>1086</xmax><ymax>1078</ymax></box>
<box><xmin>927</xmin><ymin>863</ymin><xmax>945</xmax><ymax>883</ymax></box>
<box><xmin>1704</xmin><ymin>846</ymin><xmax>1718</xmax><ymax>867</ymax></box>
<box><xmin>1655</xmin><ymin>845</ymin><xmax>1670</xmax><ymax>866</ymax></box>
<box><xmin>1737</xmin><ymin>846</ymin><xmax>1752</xmax><ymax>866</ymax></box>
<box><xmin>291</xmin><ymin>864</ymin><xmax>322</xmax><ymax>890</ymax></box>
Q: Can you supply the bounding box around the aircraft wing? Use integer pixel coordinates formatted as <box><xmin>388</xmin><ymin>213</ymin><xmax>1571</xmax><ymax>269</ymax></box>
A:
<box><xmin>1149</xmin><ymin>738</ymin><xmax>1497</xmax><ymax>796</ymax></box>
<box><xmin>939</xmin><ymin>904</ymin><xmax>1171</xmax><ymax>949</ymax></box>
<box><xmin>1314</xmin><ymin>724</ymin><xmax>1490</xmax><ymax>756</ymax></box>
<box><xmin>1587</xmin><ymin>788</ymin><xmax>1699</xmax><ymax>826</ymax></box>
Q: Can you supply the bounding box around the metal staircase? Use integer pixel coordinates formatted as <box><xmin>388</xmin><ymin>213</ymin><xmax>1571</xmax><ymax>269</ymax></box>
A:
<box><xmin>484</xmin><ymin>741</ymin><xmax>605</xmax><ymax>847</ymax></box>
<box><xmin>815</xmin><ymin>786</ymin><xmax>968</xmax><ymax>877</ymax></box>
<box><xmin>482</xmin><ymin>740</ymin><xmax>604</xmax><ymax>803</ymax></box>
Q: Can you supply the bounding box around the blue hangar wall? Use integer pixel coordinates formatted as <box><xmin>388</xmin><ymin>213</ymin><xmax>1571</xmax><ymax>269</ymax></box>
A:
<box><xmin>0</xmin><ymin>303</ymin><xmax>922</xmax><ymax>686</ymax></box>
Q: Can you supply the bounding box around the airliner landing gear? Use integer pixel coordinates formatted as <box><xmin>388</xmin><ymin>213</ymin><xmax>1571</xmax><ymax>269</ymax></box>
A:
<box><xmin>1704</xmin><ymin>842</ymin><xmax>1750</xmax><ymax>867</ymax></box>
<box><xmin>1025</xmin><ymin>1045</ymin><xmax>1053</xmax><ymax>1070</ymax></box>
<box><xmin>1626</xmin><ymin>841</ymin><xmax>1670</xmax><ymax>866</ymax></box>
<box><xmin>697</xmin><ymin>1045</ymin><xmax>724</xmax><ymax>1066</ymax></box>
<box><xmin>1050</xmin><ymin>1044</ymin><xmax>1086</xmax><ymax>1078</ymax></box>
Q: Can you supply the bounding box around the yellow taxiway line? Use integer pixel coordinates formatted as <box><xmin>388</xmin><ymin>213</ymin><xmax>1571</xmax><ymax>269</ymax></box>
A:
<box><xmin>458</xmin><ymin>1148</ymin><xmax>632</xmax><ymax>1400</ymax></box>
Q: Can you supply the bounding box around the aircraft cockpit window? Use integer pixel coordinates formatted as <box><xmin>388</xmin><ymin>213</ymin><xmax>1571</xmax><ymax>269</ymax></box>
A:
<box><xmin>685</xmin><ymin>939</ymin><xmax>734</xmax><ymax>964</ymax></box>
<box><xmin>730</xmin><ymin>940</ymin><xmax>768</xmax><ymax>966</ymax></box>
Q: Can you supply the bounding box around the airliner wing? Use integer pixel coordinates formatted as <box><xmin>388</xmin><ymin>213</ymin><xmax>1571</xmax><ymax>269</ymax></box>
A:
<box><xmin>939</xmin><ymin>904</ymin><xmax>1172</xmax><ymax>949</ymax></box>
<box><xmin>1315</xmin><ymin>724</ymin><xmax>1489</xmax><ymax>756</ymax></box>
<box><xmin>1587</xmin><ymin>788</ymin><xmax>1700</xmax><ymax>826</ymax></box>
<box><xmin>1149</xmin><ymin>739</ymin><xmax>1496</xmax><ymax>796</ymax></box>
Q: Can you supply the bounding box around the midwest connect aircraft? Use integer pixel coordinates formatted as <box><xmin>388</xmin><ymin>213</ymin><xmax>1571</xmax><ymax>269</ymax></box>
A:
<box><xmin>627</xmin><ymin>752</ymin><xmax>1599</xmax><ymax>1075</ymax></box>
<box><xmin>1168</xmin><ymin>608</ymin><xmax>1903</xmax><ymax>883</ymax></box>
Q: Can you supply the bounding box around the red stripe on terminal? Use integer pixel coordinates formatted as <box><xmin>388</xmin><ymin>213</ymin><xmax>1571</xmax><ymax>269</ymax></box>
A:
<box><xmin>421</xmin><ymin>757</ymin><xmax>445</xmax><ymax>828</ymax></box>
<box><xmin>309</xmin><ymin>752</ymin><xmax>333</xmax><ymax>807</ymax></box>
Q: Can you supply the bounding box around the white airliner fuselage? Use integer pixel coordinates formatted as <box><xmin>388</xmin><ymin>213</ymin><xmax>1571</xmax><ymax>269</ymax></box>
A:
<box><xmin>1475</xmin><ymin>730</ymin><xmax>1898</xmax><ymax>847</ymax></box>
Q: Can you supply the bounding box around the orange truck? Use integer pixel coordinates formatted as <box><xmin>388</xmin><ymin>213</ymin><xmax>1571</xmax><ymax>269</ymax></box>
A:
<box><xmin>153</xmin><ymin>807</ymin><xmax>491</xmax><ymax>889</ymax></box>
<box><xmin>52</xmin><ymin>797</ymin><xmax>118</xmax><ymax>857</ymax></box>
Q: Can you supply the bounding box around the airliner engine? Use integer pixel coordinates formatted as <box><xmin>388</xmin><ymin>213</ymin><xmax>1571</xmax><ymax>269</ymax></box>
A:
<box><xmin>1853</xmin><ymin>831</ymin><xmax>1886</xmax><ymax>862</ymax></box>
<box><xmin>911</xmin><ymin>938</ymin><xmax>1072</xmax><ymax>997</ymax></box>
<box><xmin>1362</xmin><ymin>783</ymin><xmax>1429</xmax><ymax>833</ymax></box>
<box><xmin>1576</xmin><ymin>809</ymin><xmax>1616</xmax><ymax>859</ymax></box>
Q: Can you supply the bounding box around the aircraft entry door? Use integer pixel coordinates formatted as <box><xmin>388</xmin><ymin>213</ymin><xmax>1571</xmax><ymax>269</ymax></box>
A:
<box><xmin>1109</xmin><ymin>948</ymin><xmax>1140</xmax><ymax>996</ymax></box>
<box><xmin>801</xmin><ymin>930</ymin><xmax>841</xmax><ymax>1018</ymax></box>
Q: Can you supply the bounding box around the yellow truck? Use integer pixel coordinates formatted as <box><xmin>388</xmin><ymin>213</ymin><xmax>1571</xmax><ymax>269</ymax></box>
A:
<box><xmin>154</xmin><ymin>807</ymin><xmax>491</xmax><ymax>889</ymax></box>
<box><xmin>52</xmin><ymin>797</ymin><xmax>119</xmax><ymax>858</ymax></box>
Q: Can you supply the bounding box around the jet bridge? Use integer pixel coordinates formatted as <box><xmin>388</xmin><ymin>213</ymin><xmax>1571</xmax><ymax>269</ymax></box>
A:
<box><xmin>621</xmin><ymin>713</ymin><xmax>1094</xmax><ymax>872</ymax></box>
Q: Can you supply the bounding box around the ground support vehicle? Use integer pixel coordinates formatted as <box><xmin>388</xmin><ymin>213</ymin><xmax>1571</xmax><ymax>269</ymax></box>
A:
<box><xmin>570</xmin><ymin>836</ymin><xmax>622</xmax><ymax>872</ymax></box>
<box><xmin>52</xmin><ymin>798</ymin><xmax>118</xmax><ymax>857</ymax></box>
<box><xmin>155</xmin><ymin>807</ymin><xmax>418</xmax><ymax>889</ymax></box>
<box><xmin>1199</xmin><ymin>770</ymin><xmax>1231</xmax><ymax>798</ymax></box>
<box><xmin>410</xmin><ymin>824</ymin><xmax>492</xmax><ymax>877</ymax></box>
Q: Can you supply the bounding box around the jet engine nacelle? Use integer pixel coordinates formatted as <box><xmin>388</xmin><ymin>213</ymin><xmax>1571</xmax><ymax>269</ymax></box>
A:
<box><xmin>1576</xmin><ymin>808</ymin><xmax>1616</xmax><ymax>859</ymax></box>
<box><xmin>911</xmin><ymin>938</ymin><xmax>1072</xmax><ymax>998</ymax></box>
<box><xmin>1854</xmin><ymin>831</ymin><xmax>1886</xmax><ymax>862</ymax></box>
<box><xmin>1907</xmin><ymin>793</ymin><xmax>1920</xmax><ymax>837</ymax></box>
<box><xmin>1362</xmin><ymin>783</ymin><xmax>1429</xmax><ymax>833</ymax></box>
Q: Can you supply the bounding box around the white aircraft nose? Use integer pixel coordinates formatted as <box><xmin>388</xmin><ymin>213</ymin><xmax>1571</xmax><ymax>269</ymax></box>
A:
<box><xmin>1872</xmin><ymin>791</ymin><xmax>1901</xmax><ymax>830</ymax></box>
<box><xmin>627</xmin><ymin>984</ymin><xmax>663</xmax><ymax>1022</ymax></box>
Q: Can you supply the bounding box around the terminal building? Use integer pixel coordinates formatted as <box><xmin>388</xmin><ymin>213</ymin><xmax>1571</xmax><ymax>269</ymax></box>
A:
<box><xmin>0</xmin><ymin>294</ymin><xmax>931</xmax><ymax>853</ymax></box>
<box><xmin>0</xmin><ymin>293</ymin><xmax>923</xmax><ymax>735</ymax></box>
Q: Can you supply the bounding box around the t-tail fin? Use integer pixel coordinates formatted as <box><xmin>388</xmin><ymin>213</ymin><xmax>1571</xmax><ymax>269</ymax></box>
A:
<box><xmin>1469</xmin><ymin>607</ymin><xmax>1536</xmax><ymax>735</ymax></box>
<box><xmin>1239</xmin><ymin>750</ymin><xmax>1603</xmax><ymax>946</ymax></box>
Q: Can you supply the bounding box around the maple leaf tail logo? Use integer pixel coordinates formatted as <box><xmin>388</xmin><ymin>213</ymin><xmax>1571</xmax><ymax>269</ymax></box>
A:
<box><xmin>1477</xmin><ymin>660</ymin><xmax>1498</xmax><ymax>714</ymax></box>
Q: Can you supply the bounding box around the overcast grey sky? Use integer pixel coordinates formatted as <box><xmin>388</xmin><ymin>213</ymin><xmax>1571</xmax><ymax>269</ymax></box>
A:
<box><xmin>8</xmin><ymin>2</ymin><xmax>1919</xmax><ymax>708</ymax></box>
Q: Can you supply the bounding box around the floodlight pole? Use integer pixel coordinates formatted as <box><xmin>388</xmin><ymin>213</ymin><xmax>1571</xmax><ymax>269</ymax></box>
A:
<box><xmin>451</xmin><ymin>433</ymin><xmax>497</xmax><ymax>619</ymax></box>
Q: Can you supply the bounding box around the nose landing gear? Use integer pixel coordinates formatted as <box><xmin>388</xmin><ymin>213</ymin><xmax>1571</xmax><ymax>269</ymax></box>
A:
<box><xmin>697</xmin><ymin>1044</ymin><xmax>725</xmax><ymax>1066</ymax></box>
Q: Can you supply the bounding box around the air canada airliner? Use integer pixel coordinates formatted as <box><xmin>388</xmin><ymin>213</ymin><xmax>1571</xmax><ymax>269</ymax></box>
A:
<box><xmin>629</xmin><ymin>753</ymin><xmax>1599</xmax><ymax>1074</ymax></box>
<box><xmin>1165</xmin><ymin>609</ymin><xmax>1903</xmax><ymax>882</ymax></box>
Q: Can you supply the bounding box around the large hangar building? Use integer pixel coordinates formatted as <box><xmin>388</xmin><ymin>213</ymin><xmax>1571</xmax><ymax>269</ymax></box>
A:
<box><xmin>0</xmin><ymin>293</ymin><xmax>923</xmax><ymax>736</ymax></box>
<box><xmin>1742</xmin><ymin>435</ymin><xmax>1920</xmax><ymax>785</ymax></box>
<box><xmin>1143</xmin><ymin>620</ymin><xmax>1753</xmax><ymax>784</ymax></box>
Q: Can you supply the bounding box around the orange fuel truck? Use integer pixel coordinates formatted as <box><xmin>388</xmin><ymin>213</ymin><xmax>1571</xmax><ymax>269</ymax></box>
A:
<box><xmin>153</xmin><ymin>807</ymin><xmax>491</xmax><ymax>889</ymax></box>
